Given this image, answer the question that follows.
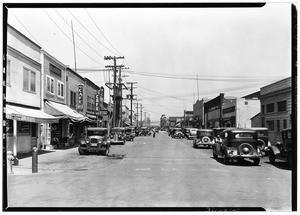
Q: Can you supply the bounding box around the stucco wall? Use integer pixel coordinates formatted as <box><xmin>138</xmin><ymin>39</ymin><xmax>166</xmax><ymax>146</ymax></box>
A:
<box><xmin>236</xmin><ymin>98</ymin><xmax>260</xmax><ymax>128</ymax></box>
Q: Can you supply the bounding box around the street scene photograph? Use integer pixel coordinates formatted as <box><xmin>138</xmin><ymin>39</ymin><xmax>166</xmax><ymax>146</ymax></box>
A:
<box><xmin>2</xmin><ymin>2</ymin><xmax>296</xmax><ymax>212</ymax></box>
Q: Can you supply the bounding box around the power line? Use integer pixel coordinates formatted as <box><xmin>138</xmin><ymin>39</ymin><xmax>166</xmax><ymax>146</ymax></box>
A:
<box><xmin>43</xmin><ymin>9</ymin><xmax>104</xmax><ymax>66</ymax></box>
<box><xmin>67</xmin><ymin>9</ymin><xmax>120</xmax><ymax>57</ymax></box>
<box><xmin>55</xmin><ymin>9</ymin><xmax>105</xmax><ymax>60</ymax></box>
<box><xmin>85</xmin><ymin>8</ymin><xmax>123</xmax><ymax>56</ymax></box>
<box><xmin>11</xmin><ymin>13</ymin><xmax>42</xmax><ymax>47</ymax></box>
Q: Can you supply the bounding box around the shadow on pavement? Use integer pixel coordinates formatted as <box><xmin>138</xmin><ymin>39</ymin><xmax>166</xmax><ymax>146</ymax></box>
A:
<box><xmin>210</xmin><ymin>156</ymin><xmax>260</xmax><ymax>167</ymax></box>
<box><xmin>264</xmin><ymin>161</ymin><xmax>291</xmax><ymax>170</ymax></box>
<box><xmin>17</xmin><ymin>150</ymin><xmax>55</xmax><ymax>160</ymax></box>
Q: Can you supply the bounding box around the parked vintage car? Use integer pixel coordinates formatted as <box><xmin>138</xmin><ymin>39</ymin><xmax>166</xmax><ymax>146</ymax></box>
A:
<box><xmin>212</xmin><ymin>128</ymin><xmax>263</xmax><ymax>165</ymax></box>
<box><xmin>251</xmin><ymin>127</ymin><xmax>271</xmax><ymax>155</ymax></box>
<box><xmin>78</xmin><ymin>127</ymin><xmax>110</xmax><ymax>155</ymax></box>
<box><xmin>172</xmin><ymin>128</ymin><xmax>184</xmax><ymax>139</ymax></box>
<box><xmin>125</xmin><ymin>127</ymin><xmax>135</xmax><ymax>141</ymax></box>
<box><xmin>184</xmin><ymin>128</ymin><xmax>198</xmax><ymax>140</ymax></box>
<box><xmin>110</xmin><ymin>127</ymin><xmax>126</xmax><ymax>145</ymax></box>
<box><xmin>268</xmin><ymin>128</ymin><xmax>292</xmax><ymax>168</ymax></box>
<box><xmin>193</xmin><ymin>129</ymin><xmax>215</xmax><ymax>148</ymax></box>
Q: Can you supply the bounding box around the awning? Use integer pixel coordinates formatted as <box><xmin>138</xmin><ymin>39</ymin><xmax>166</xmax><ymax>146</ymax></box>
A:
<box><xmin>45</xmin><ymin>101</ymin><xmax>89</xmax><ymax>123</ymax></box>
<box><xmin>6</xmin><ymin>105</ymin><xmax>59</xmax><ymax>123</ymax></box>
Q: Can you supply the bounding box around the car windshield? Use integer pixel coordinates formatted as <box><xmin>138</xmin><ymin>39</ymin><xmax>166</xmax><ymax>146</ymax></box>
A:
<box><xmin>112</xmin><ymin>129</ymin><xmax>124</xmax><ymax>134</ymax></box>
<box><xmin>199</xmin><ymin>131</ymin><xmax>213</xmax><ymax>136</ymax></box>
<box><xmin>87</xmin><ymin>130</ymin><xmax>107</xmax><ymax>136</ymax></box>
<box><xmin>234</xmin><ymin>132</ymin><xmax>254</xmax><ymax>139</ymax></box>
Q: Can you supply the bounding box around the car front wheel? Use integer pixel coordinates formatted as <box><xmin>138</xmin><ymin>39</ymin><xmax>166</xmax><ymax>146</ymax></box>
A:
<box><xmin>253</xmin><ymin>158</ymin><xmax>260</xmax><ymax>166</ymax></box>
<box><xmin>78</xmin><ymin>147</ymin><xmax>86</xmax><ymax>155</ymax></box>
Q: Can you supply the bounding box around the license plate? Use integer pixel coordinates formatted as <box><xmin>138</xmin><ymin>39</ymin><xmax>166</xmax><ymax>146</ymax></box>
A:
<box><xmin>91</xmin><ymin>143</ymin><xmax>97</xmax><ymax>146</ymax></box>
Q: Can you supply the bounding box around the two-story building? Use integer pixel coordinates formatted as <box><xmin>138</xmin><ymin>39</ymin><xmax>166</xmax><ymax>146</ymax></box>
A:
<box><xmin>5</xmin><ymin>24</ymin><xmax>58</xmax><ymax>156</ymax></box>
<box><xmin>260</xmin><ymin>77</ymin><xmax>292</xmax><ymax>144</ymax></box>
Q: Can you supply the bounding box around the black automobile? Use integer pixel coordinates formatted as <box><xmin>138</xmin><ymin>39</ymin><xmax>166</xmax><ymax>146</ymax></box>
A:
<box><xmin>110</xmin><ymin>127</ymin><xmax>126</xmax><ymax>145</ymax></box>
<box><xmin>268</xmin><ymin>128</ymin><xmax>292</xmax><ymax>168</ymax></box>
<box><xmin>193</xmin><ymin>129</ymin><xmax>215</xmax><ymax>148</ymax></box>
<box><xmin>78</xmin><ymin>127</ymin><xmax>110</xmax><ymax>155</ymax></box>
<box><xmin>172</xmin><ymin>128</ymin><xmax>184</xmax><ymax>139</ymax></box>
<box><xmin>251</xmin><ymin>127</ymin><xmax>271</xmax><ymax>155</ymax></box>
<box><xmin>125</xmin><ymin>127</ymin><xmax>135</xmax><ymax>141</ymax></box>
<box><xmin>184</xmin><ymin>128</ymin><xmax>198</xmax><ymax>140</ymax></box>
<box><xmin>212</xmin><ymin>128</ymin><xmax>263</xmax><ymax>165</ymax></box>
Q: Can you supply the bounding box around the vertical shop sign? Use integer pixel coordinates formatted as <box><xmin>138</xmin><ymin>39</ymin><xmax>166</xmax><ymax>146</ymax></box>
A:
<box><xmin>77</xmin><ymin>84</ymin><xmax>84</xmax><ymax>111</ymax></box>
<box><xmin>99</xmin><ymin>86</ymin><xmax>104</xmax><ymax>109</ymax></box>
<box><xmin>95</xmin><ymin>90</ymin><xmax>100</xmax><ymax>113</ymax></box>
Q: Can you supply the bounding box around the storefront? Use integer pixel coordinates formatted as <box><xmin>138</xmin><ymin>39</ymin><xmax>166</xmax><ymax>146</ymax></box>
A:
<box><xmin>5</xmin><ymin>104</ymin><xmax>59</xmax><ymax>156</ymax></box>
<box><xmin>44</xmin><ymin>100</ymin><xmax>93</xmax><ymax>148</ymax></box>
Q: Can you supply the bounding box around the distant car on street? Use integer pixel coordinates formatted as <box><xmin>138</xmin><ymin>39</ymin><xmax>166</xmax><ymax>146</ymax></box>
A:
<box><xmin>110</xmin><ymin>127</ymin><xmax>126</xmax><ymax>145</ymax></box>
<box><xmin>78</xmin><ymin>127</ymin><xmax>110</xmax><ymax>156</ymax></box>
<box><xmin>212</xmin><ymin>128</ymin><xmax>263</xmax><ymax>165</ymax></box>
<box><xmin>268</xmin><ymin>128</ymin><xmax>292</xmax><ymax>169</ymax></box>
<box><xmin>184</xmin><ymin>128</ymin><xmax>198</xmax><ymax>140</ymax></box>
<box><xmin>125</xmin><ymin>127</ymin><xmax>135</xmax><ymax>141</ymax></box>
<box><xmin>193</xmin><ymin>129</ymin><xmax>215</xmax><ymax>148</ymax></box>
<box><xmin>172</xmin><ymin>128</ymin><xmax>184</xmax><ymax>139</ymax></box>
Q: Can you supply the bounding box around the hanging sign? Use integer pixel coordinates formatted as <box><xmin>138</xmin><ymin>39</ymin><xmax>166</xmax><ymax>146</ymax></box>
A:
<box><xmin>99</xmin><ymin>86</ymin><xmax>104</xmax><ymax>109</ymax></box>
<box><xmin>77</xmin><ymin>84</ymin><xmax>84</xmax><ymax>111</ymax></box>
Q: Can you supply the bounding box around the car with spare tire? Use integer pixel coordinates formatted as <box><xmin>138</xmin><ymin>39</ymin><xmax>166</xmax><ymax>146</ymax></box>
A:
<box><xmin>193</xmin><ymin>129</ymin><xmax>215</xmax><ymax>148</ymax></box>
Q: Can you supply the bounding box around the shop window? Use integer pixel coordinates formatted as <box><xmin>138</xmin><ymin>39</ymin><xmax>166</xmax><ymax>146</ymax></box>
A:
<box><xmin>31</xmin><ymin>123</ymin><xmax>37</xmax><ymax>137</ymax></box>
<box><xmin>70</xmin><ymin>91</ymin><xmax>76</xmax><ymax>108</ymax></box>
<box><xmin>6</xmin><ymin>59</ymin><xmax>11</xmax><ymax>85</ymax></box>
<box><xmin>57</xmin><ymin>81</ymin><xmax>64</xmax><ymax>98</ymax></box>
<box><xmin>261</xmin><ymin>105</ymin><xmax>265</xmax><ymax>114</ymax></box>
<box><xmin>266</xmin><ymin>120</ymin><xmax>274</xmax><ymax>131</ymax></box>
<box><xmin>46</xmin><ymin>75</ymin><xmax>54</xmax><ymax>94</ymax></box>
<box><xmin>277</xmin><ymin>120</ymin><xmax>280</xmax><ymax>132</ymax></box>
<box><xmin>18</xmin><ymin>121</ymin><xmax>30</xmax><ymax>134</ymax></box>
<box><xmin>277</xmin><ymin>101</ymin><xmax>287</xmax><ymax>112</ymax></box>
<box><xmin>266</xmin><ymin>103</ymin><xmax>275</xmax><ymax>113</ymax></box>
<box><xmin>69</xmin><ymin>124</ymin><xmax>74</xmax><ymax>134</ymax></box>
<box><xmin>283</xmin><ymin>119</ymin><xmax>287</xmax><ymax>129</ymax></box>
<box><xmin>23</xmin><ymin>68</ymin><xmax>36</xmax><ymax>93</ymax></box>
<box><xmin>6</xmin><ymin>120</ymin><xmax>13</xmax><ymax>134</ymax></box>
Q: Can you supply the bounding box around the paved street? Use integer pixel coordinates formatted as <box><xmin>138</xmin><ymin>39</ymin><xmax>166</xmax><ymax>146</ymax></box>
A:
<box><xmin>7</xmin><ymin>131</ymin><xmax>291</xmax><ymax>211</ymax></box>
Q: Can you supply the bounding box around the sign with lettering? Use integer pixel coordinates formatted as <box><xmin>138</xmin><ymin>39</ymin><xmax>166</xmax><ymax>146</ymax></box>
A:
<box><xmin>95</xmin><ymin>92</ymin><xmax>100</xmax><ymax>112</ymax></box>
<box><xmin>77</xmin><ymin>84</ymin><xmax>84</xmax><ymax>111</ymax></box>
<box><xmin>99</xmin><ymin>86</ymin><xmax>104</xmax><ymax>109</ymax></box>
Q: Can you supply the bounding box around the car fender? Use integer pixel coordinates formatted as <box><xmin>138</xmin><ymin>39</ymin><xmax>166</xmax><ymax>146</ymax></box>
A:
<box><xmin>269</xmin><ymin>145</ymin><xmax>281</xmax><ymax>156</ymax></box>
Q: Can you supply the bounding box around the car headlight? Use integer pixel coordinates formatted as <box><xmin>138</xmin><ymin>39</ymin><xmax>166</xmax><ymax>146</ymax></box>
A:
<box><xmin>80</xmin><ymin>139</ymin><xmax>86</xmax><ymax>145</ymax></box>
<box><xmin>102</xmin><ymin>140</ymin><xmax>107</xmax><ymax>145</ymax></box>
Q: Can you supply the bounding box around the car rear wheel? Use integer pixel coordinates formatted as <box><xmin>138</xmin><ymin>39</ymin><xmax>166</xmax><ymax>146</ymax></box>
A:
<box><xmin>253</xmin><ymin>158</ymin><xmax>260</xmax><ymax>166</ymax></box>
<box><xmin>269</xmin><ymin>149</ymin><xmax>276</xmax><ymax>164</ymax></box>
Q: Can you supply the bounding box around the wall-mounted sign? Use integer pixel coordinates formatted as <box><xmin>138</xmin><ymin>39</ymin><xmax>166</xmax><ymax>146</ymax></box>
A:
<box><xmin>77</xmin><ymin>84</ymin><xmax>84</xmax><ymax>111</ymax></box>
<box><xmin>95</xmin><ymin>92</ymin><xmax>100</xmax><ymax>112</ymax></box>
<box><xmin>99</xmin><ymin>86</ymin><xmax>104</xmax><ymax>109</ymax></box>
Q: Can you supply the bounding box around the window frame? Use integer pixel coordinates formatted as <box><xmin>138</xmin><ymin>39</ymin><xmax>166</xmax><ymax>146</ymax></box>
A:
<box><xmin>57</xmin><ymin>80</ymin><xmax>64</xmax><ymax>98</ymax></box>
<box><xmin>266</xmin><ymin>103</ymin><xmax>275</xmax><ymax>113</ymax></box>
<box><xmin>277</xmin><ymin>100</ymin><xmax>287</xmax><ymax>112</ymax></box>
<box><xmin>23</xmin><ymin>67</ymin><xmax>36</xmax><ymax>93</ymax></box>
<box><xmin>46</xmin><ymin>75</ymin><xmax>55</xmax><ymax>95</ymax></box>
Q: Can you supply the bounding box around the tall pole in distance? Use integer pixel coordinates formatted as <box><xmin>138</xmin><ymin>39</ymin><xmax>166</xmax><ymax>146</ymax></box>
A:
<box><xmin>104</xmin><ymin>56</ymin><xmax>124</xmax><ymax>128</ymax></box>
<box><xmin>136</xmin><ymin>101</ymin><xmax>139</xmax><ymax>127</ymax></box>
<box><xmin>71</xmin><ymin>20</ymin><xmax>77</xmax><ymax>73</ymax></box>
<box><xmin>126</xmin><ymin>82</ymin><xmax>137</xmax><ymax>126</ymax></box>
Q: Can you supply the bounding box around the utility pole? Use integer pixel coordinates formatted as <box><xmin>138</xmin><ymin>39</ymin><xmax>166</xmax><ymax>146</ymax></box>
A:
<box><xmin>104</xmin><ymin>56</ymin><xmax>124</xmax><ymax>128</ymax></box>
<box><xmin>140</xmin><ymin>104</ymin><xmax>145</xmax><ymax>127</ymax></box>
<box><xmin>71</xmin><ymin>20</ymin><xmax>77</xmax><ymax>73</ymax></box>
<box><xmin>118</xmin><ymin>67</ymin><xmax>129</xmax><ymax>127</ymax></box>
<box><xmin>126</xmin><ymin>82</ymin><xmax>137</xmax><ymax>126</ymax></box>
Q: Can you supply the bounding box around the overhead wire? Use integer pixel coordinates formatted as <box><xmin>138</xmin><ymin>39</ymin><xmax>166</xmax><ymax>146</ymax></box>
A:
<box><xmin>43</xmin><ymin>9</ymin><xmax>104</xmax><ymax>66</ymax></box>
<box><xmin>54</xmin><ymin>9</ymin><xmax>105</xmax><ymax>60</ymax></box>
<box><xmin>85</xmin><ymin>8</ymin><xmax>123</xmax><ymax>56</ymax></box>
<box><xmin>67</xmin><ymin>9</ymin><xmax>119</xmax><ymax>57</ymax></box>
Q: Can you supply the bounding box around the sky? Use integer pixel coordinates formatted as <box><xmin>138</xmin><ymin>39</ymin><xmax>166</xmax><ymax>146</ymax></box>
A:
<box><xmin>6</xmin><ymin>2</ymin><xmax>292</xmax><ymax>122</ymax></box>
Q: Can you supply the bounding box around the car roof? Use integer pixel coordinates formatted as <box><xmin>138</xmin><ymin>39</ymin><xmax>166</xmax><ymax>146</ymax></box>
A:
<box><xmin>87</xmin><ymin>127</ymin><xmax>108</xmax><ymax>131</ymax></box>
<box><xmin>198</xmin><ymin>129</ymin><xmax>213</xmax><ymax>132</ymax></box>
<box><xmin>112</xmin><ymin>127</ymin><xmax>125</xmax><ymax>130</ymax></box>
<box><xmin>227</xmin><ymin>128</ymin><xmax>257</xmax><ymax>133</ymax></box>
<box><xmin>250</xmin><ymin>127</ymin><xmax>268</xmax><ymax>130</ymax></box>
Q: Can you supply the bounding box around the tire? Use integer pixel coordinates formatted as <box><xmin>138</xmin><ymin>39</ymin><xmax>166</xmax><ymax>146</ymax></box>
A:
<box><xmin>213</xmin><ymin>152</ymin><xmax>218</xmax><ymax>159</ymax></box>
<box><xmin>78</xmin><ymin>147</ymin><xmax>86</xmax><ymax>155</ymax></box>
<box><xmin>269</xmin><ymin>149</ymin><xmax>276</xmax><ymax>164</ymax></box>
<box><xmin>223</xmin><ymin>156</ymin><xmax>230</xmax><ymax>165</ymax></box>
<box><xmin>253</xmin><ymin>158</ymin><xmax>260</xmax><ymax>166</ymax></box>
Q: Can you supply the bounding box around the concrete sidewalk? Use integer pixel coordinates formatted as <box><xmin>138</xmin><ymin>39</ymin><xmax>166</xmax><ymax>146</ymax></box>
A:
<box><xmin>7</xmin><ymin>147</ymin><xmax>78</xmax><ymax>176</ymax></box>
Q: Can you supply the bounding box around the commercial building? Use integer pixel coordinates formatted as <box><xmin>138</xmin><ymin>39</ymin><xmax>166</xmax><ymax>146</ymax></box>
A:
<box><xmin>5</xmin><ymin>24</ymin><xmax>58</xmax><ymax>156</ymax></box>
<box><xmin>260</xmin><ymin>77</ymin><xmax>292</xmax><ymax>144</ymax></box>
<box><xmin>193</xmin><ymin>98</ymin><xmax>209</xmax><ymax>128</ymax></box>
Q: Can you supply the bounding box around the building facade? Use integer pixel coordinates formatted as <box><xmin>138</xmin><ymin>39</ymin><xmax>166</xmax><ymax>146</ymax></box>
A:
<box><xmin>260</xmin><ymin>77</ymin><xmax>292</xmax><ymax>144</ymax></box>
<box><xmin>6</xmin><ymin>24</ymin><xmax>58</xmax><ymax>156</ymax></box>
<box><xmin>193</xmin><ymin>98</ymin><xmax>209</xmax><ymax>128</ymax></box>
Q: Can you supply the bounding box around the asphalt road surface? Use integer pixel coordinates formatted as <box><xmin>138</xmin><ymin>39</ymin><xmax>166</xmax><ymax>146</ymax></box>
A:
<box><xmin>6</xmin><ymin>131</ymin><xmax>292</xmax><ymax>211</ymax></box>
